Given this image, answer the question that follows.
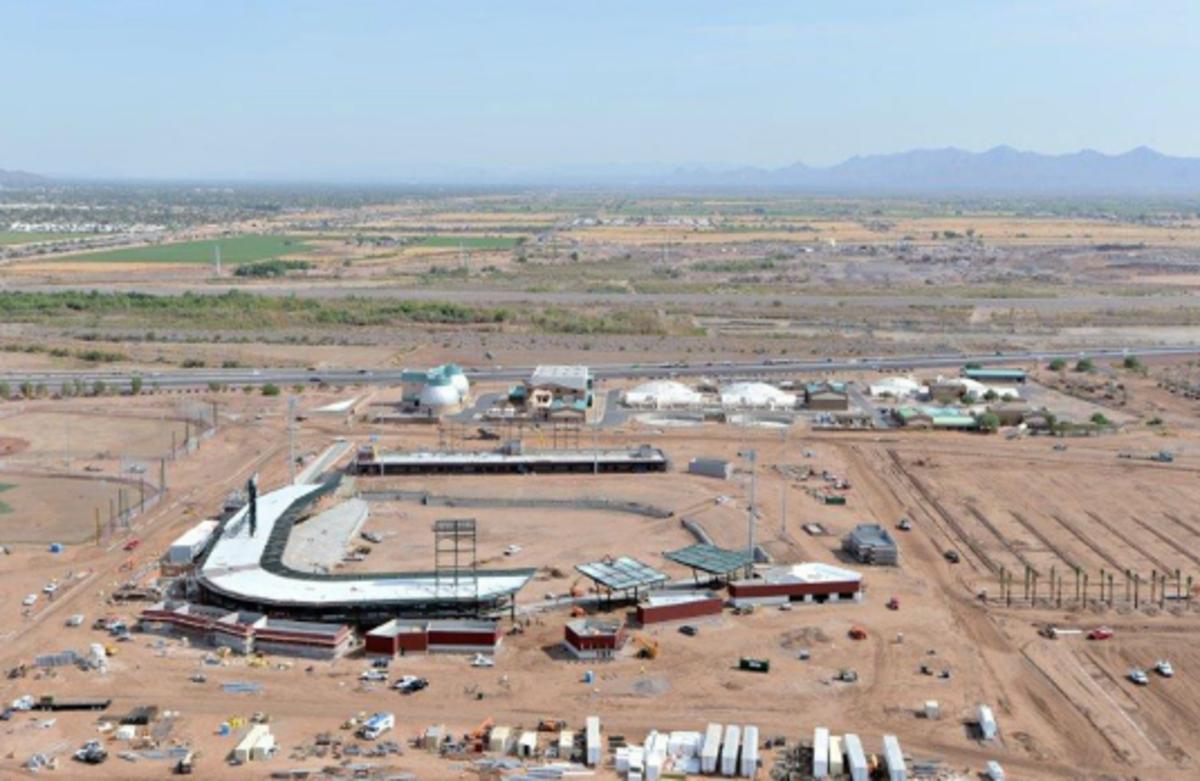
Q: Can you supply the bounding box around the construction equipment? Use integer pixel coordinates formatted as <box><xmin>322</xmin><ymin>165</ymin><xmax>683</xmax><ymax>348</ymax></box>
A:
<box><xmin>848</xmin><ymin>626</ymin><xmax>867</xmax><ymax>641</ymax></box>
<box><xmin>537</xmin><ymin>718</ymin><xmax>566</xmax><ymax>732</ymax></box>
<box><xmin>738</xmin><ymin>657</ymin><xmax>770</xmax><ymax>673</ymax></box>
<box><xmin>173</xmin><ymin>751</ymin><xmax>195</xmax><ymax>775</ymax></box>
<box><xmin>633</xmin><ymin>634</ymin><xmax>659</xmax><ymax>660</ymax></box>
<box><xmin>468</xmin><ymin>717</ymin><xmax>493</xmax><ymax>751</ymax></box>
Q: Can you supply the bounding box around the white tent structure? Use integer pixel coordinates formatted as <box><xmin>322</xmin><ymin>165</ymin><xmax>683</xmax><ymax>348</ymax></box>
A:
<box><xmin>720</xmin><ymin>382</ymin><xmax>797</xmax><ymax>410</ymax></box>
<box><xmin>868</xmin><ymin>376</ymin><xmax>922</xmax><ymax>399</ymax></box>
<box><xmin>623</xmin><ymin>380</ymin><xmax>704</xmax><ymax>409</ymax></box>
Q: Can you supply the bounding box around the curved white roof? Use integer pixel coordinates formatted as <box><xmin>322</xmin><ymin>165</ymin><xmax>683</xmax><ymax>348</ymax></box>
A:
<box><xmin>198</xmin><ymin>483</ymin><xmax>532</xmax><ymax>607</ymax></box>
<box><xmin>720</xmin><ymin>382</ymin><xmax>797</xmax><ymax>409</ymax></box>
<box><xmin>623</xmin><ymin>380</ymin><xmax>703</xmax><ymax>407</ymax></box>
<box><xmin>418</xmin><ymin>381</ymin><xmax>462</xmax><ymax>409</ymax></box>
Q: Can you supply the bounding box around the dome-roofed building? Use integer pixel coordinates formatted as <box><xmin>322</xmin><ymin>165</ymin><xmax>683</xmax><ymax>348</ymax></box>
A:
<box><xmin>719</xmin><ymin>382</ymin><xmax>797</xmax><ymax>410</ymax></box>
<box><xmin>401</xmin><ymin>364</ymin><xmax>470</xmax><ymax>414</ymax></box>
<box><xmin>622</xmin><ymin>380</ymin><xmax>704</xmax><ymax>409</ymax></box>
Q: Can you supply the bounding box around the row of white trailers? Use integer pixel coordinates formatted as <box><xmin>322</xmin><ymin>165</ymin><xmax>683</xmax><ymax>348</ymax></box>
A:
<box><xmin>610</xmin><ymin>724</ymin><xmax>909</xmax><ymax>781</ymax></box>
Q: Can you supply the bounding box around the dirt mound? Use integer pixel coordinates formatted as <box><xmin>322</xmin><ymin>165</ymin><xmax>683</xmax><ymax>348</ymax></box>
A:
<box><xmin>0</xmin><ymin>437</ymin><xmax>28</xmax><ymax>456</ymax></box>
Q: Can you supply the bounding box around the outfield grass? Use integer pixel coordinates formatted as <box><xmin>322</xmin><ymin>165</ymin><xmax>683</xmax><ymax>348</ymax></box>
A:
<box><xmin>411</xmin><ymin>235</ymin><xmax>520</xmax><ymax>250</ymax></box>
<box><xmin>55</xmin><ymin>235</ymin><xmax>310</xmax><ymax>264</ymax></box>
<box><xmin>0</xmin><ymin>231</ymin><xmax>80</xmax><ymax>246</ymax></box>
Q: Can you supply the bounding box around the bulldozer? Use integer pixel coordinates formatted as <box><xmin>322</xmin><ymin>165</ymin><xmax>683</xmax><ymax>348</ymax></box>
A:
<box><xmin>848</xmin><ymin>625</ymin><xmax>867</xmax><ymax>641</ymax></box>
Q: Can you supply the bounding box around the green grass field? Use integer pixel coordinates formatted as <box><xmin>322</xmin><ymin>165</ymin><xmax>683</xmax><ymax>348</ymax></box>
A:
<box><xmin>0</xmin><ymin>231</ymin><xmax>80</xmax><ymax>246</ymax></box>
<box><xmin>411</xmin><ymin>235</ymin><xmax>520</xmax><ymax>250</ymax></box>
<box><xmin>0</xmin><ymin>483</ymin><xmax>13</xmax><ymax>515</ymax></box>
<box><xmin>56</xmin><ymin>235</ymin><xmax>310</xmax><ymax>264</ymax></box>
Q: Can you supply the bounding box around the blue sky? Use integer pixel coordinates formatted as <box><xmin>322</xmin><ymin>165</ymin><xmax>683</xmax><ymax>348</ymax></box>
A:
<box><xmin>2</xmin><ymin>1</ymin><xmax>1197</xmax><ymax>180</ymax></box>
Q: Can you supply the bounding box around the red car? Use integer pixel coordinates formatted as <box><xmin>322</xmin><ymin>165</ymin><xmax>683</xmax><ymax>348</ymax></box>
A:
<box><xmin>1087</xmin><ymin>627</ymin><xmax>1113</xmax><ymax>640</ymax></box>
<box><xmin>123</xmin><ymin>538</ymin><xmax>140</xmax><ymax>552</ymax></box>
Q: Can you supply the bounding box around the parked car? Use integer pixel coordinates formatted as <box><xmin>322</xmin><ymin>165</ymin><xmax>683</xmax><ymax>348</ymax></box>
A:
<box><xmin>360</xmin><ymin>669</ymin><xmax>387</xmax><ymax>682</ymax></box>
<box><xmin>1087</xmin><ymin>627</ymin><xmax>1114</xmax><ymax>641</ymax></box>
<box><xmin>22</xmin><ymin>594</ymin><xmax>37</xmax><ymax>607</ymax></box>
<box><xmin>1129</xmin><ymin>668</ymin><xmax>1149</xmax><ymax>686</ymax></box>
<box><xmin>393</xmin><ymin>675</ymin><xmax>428</xmax><ymax>693</ymax></box>
<box><xmin>123</xmin><ymin>538</ymin><xmax>140</xmax><ymax>552</ymax></box>
<box><xmin>679</xmin><ymin>625</ymin><xmax>699</xmax><ymax>637</ymax></box>
<box><xmin>943</xmin><ymin>550</ymin><xmax>960</xmax><ymax>564</ymax></box>
<box><xmin>1156</xmin><ymin>660</ymin><xmax>1174</xmax><ymax>678</ymax></box>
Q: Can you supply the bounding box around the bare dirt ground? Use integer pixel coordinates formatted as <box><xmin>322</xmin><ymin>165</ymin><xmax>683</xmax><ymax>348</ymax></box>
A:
<box><xmin>0</xmin><ymin>364</ymin><xmax>1198</xmax><ymax>778</ymax></box>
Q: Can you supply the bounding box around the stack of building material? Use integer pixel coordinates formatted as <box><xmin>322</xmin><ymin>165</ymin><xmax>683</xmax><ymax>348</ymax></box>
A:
<box><xmin>585</xmin><ymin>717</ymin><xmax>601</xmax><ymax>767</ymax></box>
<box><xmin>882</xmin><ymin>735</ymin><xmax>906</xmax><ymax>781</ymax></box>
<box><xmin>644</xmin><ymin>732</ymin><xmax>667</xmax><ymax>781</ymax></box>
<box><xmin>828</xmin><ymin>734</ymin><xmax>844</xmax><ymax>777</ymax></box>
<box><xmin>701</xmin><ymin>724</ymin><xmax>722</xmax><ymax>774</ymax></box>
<box><xmin>739</xmin><ymin>725</ymin><xmax>758</xmax><ymax>777</ymax></box>
<box><xmin>844</xmin><ymin>734</ymin><xmax>868</xmax><ymax>781</ymax></box>
<box><xmin>666</xmin><ymin>731</ymin><xmax>702</xmax><ymax>775</ymax></box>
<box><xmin>720</xmin><ymin>724</ymin><xmax>740</xmax><ymax>777</ymax></box>
<box><xmin>232</xmin><ymin>724</ymin><xmax>274</xmax><ymax>763</ymax></box>
<box><xmin>812</xmin><ymin>727</ymin><xmax>829</xmax><ymax>778</ymax></box>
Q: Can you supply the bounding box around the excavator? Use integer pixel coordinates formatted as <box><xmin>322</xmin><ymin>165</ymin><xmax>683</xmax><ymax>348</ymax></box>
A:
<box><xmin>467</xmin><ymin>717</ymin><xmax>493</xmax><ymax>752</ymax></box>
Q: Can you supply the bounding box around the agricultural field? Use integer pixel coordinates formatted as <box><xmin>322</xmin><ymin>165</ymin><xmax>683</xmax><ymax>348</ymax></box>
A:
<box><xmin>0</xmin><ymin>231</ymin><xmax>80</xmax><ymax>245</ymax></box>
<box><xmin>53</xmin><ymin>234</ymin><xmax>310</xmax><ymax>264</ymax></box>
<box><xmin>408</xmin><ymin>234</ymin><xmax>522</xmax><ymax>250</ymax></box>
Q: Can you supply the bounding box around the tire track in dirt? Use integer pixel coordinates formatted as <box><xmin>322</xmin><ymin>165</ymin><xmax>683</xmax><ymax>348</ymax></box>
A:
<box><xmin>1085</xmin><ymin>511</ymin><xmax>1174</xmax><ymax>573</ymax></box>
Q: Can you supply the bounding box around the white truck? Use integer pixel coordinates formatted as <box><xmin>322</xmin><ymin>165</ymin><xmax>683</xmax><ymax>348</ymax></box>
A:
<box><xmin>358</xmin><ymin>712</ymin><xmax>395</xmax><ymax>740</ymax></box>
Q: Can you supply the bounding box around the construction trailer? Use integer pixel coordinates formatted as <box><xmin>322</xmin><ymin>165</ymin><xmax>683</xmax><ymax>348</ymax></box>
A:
<box><xmin>844</xmin><ymin>734</ymin><xmax>868</xmax><ymax>781</ymax></box>
<box><xmin>828</xmin><ymin>734</ymin><xmax>844</xmax><ymax>776</ymax></box>
<box><xmin>232</xmin><ymin>724</ymin><xmax>274</xmax><ymax>763</ymax></box>
<box><xmin>517</xmin><ymin>731</ymin><xmax>538</xmax><ymax>758</ymax></box>
<box><xmin>978</xmin><ymin>704</ymin><xmax>998</xmax><ymax>740</ymax></box>
<box><xmin>740</xmin><ymin>725</ymin><xmax>759</xmax><ymax>777</ymax></box>
<box><xmin>720</xmin><ymin>724</ymin><xmax>740</xmax><ymax>777</ymax></box>
<box><xmin>585</xmin><ymin>716</ymin><xmax>601</xmax><ymax>767</ymax></box>
<box><xmin>882</xmin><ymin>734</ymin><xmax>906</xmax><ymax>781</ymax></box>
<box><xmin>489</xmin><ymin>726</ymin><xmax>513</xmax><ymax>754</ymax></box>
<box><xmin>557</xmin><ymin>730</ymin><xmax>575</xmax><ymax>760</ymax></box>
<box><xmin>812</xmin><ymin>727</ymin><xmax>830</xmax><ymax>778</ymax></box>
<box><xmin>564</xmin><ymin>618</ymin><xmax>627</xmax><ymax>660</ymax></box>
<box><xmin>687</xmin><ymin>458</ymin><xmax>734</xmax><ymax>480</ymax></box>
<box><xmin>701</xmin><ymin>723</ymin><xmax>722</xmax><ymax>774</ymax></box>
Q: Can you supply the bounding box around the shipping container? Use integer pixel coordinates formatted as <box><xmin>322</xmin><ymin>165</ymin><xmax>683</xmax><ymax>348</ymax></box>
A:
<box><xmin>882</xmin><ymin>734</ymin><xmax>906</xmax><ymax>781</ymax></box>
<box><xmin>812</xmin><ymin>727</ymin><xmax>830</xmax><ymax>778</ymax></box>
<box><xmin>740</xmin><ymin>725</ymin><xmax>759</xmax><ymax>777</ymax></box>
<box><xmin>721</xmin><ymin>724</ymin><xmax>740</xmax><ymax>777</ymax></box>
<box><xmin>844</xmin><ymin>734</ymin><xmax>868</xmax><ymax>781</ymax></box>
<box><xmin>828</xmin><ymin>734</ymin><xmax>844</xmax><ymax>776</ymax></box>
<box><xmin>585</xmin><ymin>716</ymin><xmax>601</xmax><ymax>766</ymax></box>
<box><xmin>701</xmin><ymin>723</ymin><xmax>722</xmax><ymax>774</ymax></box>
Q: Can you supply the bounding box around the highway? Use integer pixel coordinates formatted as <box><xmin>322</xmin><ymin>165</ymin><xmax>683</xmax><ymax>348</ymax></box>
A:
<box><xmin>1</xmin><ymin>345</ymin><xmax>1198</xmax><ymax>392</ymax></box>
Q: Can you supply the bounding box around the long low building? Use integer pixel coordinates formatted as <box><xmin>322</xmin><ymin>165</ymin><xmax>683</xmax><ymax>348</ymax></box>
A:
<box><xmin>141</xmin><ymin>600</ymin><xmax>354</xmax><ymax>659</ymax></box>
<box><xmin>195</xmin><ymin>481</ymin><xmax>534</xmax><ymax>623</ymax></box>
<box><xmin>364</xmin><ymin>618</ymin><xmax>502</xmax><ymax>656</ymax></box>
<box><xmin>636</xmin><ymin>591</ymin><xmax>723</xmax><ymax>625</ymax></box>
<box><xmin>728</xmin><ymin>563</ymin><xmax>864</xmax><ymax>604</ymax></box>
<box><xmin>354</xmin><ymin>444</ymin><xmax>670</xmax><ymax>475</ymax></box>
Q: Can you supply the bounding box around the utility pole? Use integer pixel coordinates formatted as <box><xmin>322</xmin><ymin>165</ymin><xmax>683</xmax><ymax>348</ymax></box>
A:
<box><xmin>739</xmin><ymin>449</ymin><xmax>757</xmax><ymax>557</ymax></box>
<box><xmin>287</xmin><ymin>396</ymin><xmax>298</xmax><ymax>483</ymax></box>
<box><xmin>780</xmin><ymin>483</ymin><xmax>787</xmax><ymax>539</ymax></box>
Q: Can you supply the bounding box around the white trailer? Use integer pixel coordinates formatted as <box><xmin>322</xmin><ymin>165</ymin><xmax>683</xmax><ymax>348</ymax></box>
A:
<box><xmin>720</xmin><ymin>724</ymin><xmax>740</xmax><ymax>777</ymax></box>
<box><xmin>557</xmin><ymin>730</ymin><xmax>574</xmax><ymax>760</ymax></box>
<box><xmin>233</xmin><ymin>724</ymin><xmax>271</xmax><ymax>763</ymax></box>
<box><xmin>701</xmin><ymin>723</ymin><xmax>722</xmax><ymax>774</ymax></box>
<box><xmin>358</xmin><ymin>712</ymin><xmax>394</xmax><ymax>741</ymax></box>
<box><xmin>978</xmin><ymin>704</ymin><xmax>998</xmax><ymax>740</ymax></box>
<box><xmin>585</xmin><ymin>716</ymin><xmax>601</xmax><ymax>767</ymax></box>
<box><xmin>740</xmin><ymin>725</ymin><xmax>759</xmax><ymax>777</ymax></box>
<box><xmin>812</xmin><ymin>727</ymin><xmax>830</xmax><ymax>778</ymax></box>
<box><xmin>844</xmin><ymin>734</ymin><xmax>868</xmax><ymax>781</ymax></box>
<box><xmin>517</xmin><ymin>730</ymin><xmax>537</xmax><ymax>757</ymax></box>
<box><xmin>985</xmin><ymin>760</ymin><xmax>1005</xmax><ymax>781</ymax></box>
<box><xmin>489</xmin><ymin>726</ymin><xmax>513</xmax><ymax>754</ymax></box>
<box><xmin>828</xmin><ymin>734</ymin><xmax>844</xmax><ymax>777</ymax></box>
<box><xmin>882</xmin><ymin>734</ymin><xmax>906</xmax><ymax>781</ymax></box>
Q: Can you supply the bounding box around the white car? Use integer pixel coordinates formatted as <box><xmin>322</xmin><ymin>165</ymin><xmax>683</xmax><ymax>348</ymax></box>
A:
<box><xmin>359</xmin><ymin>669</ymin><xmax>387</xmax><ymax>682</ymax></box>
<box><xmin>22</xmin><ymin>594</ymin><xmax>37</xmax><ymax>607</ymax></box>
<box><xmin>1156</xmin><ymin>660</ymin><xmax>1174</xmax><ymax>678</ymax></box>
<box><xmin>42</xmin><ymin>583</ymin><xmax>57</xmax><ymax>595</ymax></box>
<box><xmin>1129</xmin><ymin>668</ymin><xmax>1149</xmax><ymax>686</ymax></box>
<box><xmin>470</xmin><ymin>654</ymin><xmax>495</xmax><ymax>668</ymax></box>
<box><xmin>504</xmin><ymin>544</ymin><xmax>522</xmax><ymax>556</ymax></box>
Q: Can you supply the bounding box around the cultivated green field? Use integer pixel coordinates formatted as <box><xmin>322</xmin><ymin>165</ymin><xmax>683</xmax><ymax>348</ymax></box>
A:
<box><xmin>56</xmin><ymin>235</ymin><xmax>310</xmax><ymax>264</ymax></box>
<box><xmin>411</xmin><ymin>235</ymin><xmax>520</xmax><ymax>250</ymax></box>
<box><xmin>0</xmin><ymin>231</ymin><xmax>80</xmax><ymax>245</ymax></box>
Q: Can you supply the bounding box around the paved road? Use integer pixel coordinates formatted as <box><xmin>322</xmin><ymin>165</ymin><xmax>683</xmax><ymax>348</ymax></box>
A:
<box><xmin>1</xmin><ymin>345</ymin><xmax>1198</xmax><ymax>392</ymax></box>
<box><xmin>5</xmin><ymin>281</ymin><xmax>1200</xmax><ymax>312</ymax></box>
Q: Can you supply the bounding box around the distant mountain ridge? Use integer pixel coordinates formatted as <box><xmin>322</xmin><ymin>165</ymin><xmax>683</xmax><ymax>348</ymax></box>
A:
<box><xmin>665</xmin><ymin>146</ymin><xmax>1200</xmax><ymax>193</ymax></box>
<box><xmin>0</xmin><ymin>169</ymin><xmax>49</xmax><ymax>187</ymax></box>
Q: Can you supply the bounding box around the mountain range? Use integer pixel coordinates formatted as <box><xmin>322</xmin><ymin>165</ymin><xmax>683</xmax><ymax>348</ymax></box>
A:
<box><xmin>0</xmin><ymin>169</ymin><xmax>49</xmax><ymax>187</ymax></box>
<box><xmin>663</xmin><ymin>146</ymin><xmax>1200</xmax><ymax>193</ymax></box>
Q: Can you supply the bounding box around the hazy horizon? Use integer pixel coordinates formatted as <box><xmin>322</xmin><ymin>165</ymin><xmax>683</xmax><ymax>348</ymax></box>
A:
<box><xmin>3</xmin><ymin>1</ymin><xmax>1199</xmax><ymax>180</ymax></box>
